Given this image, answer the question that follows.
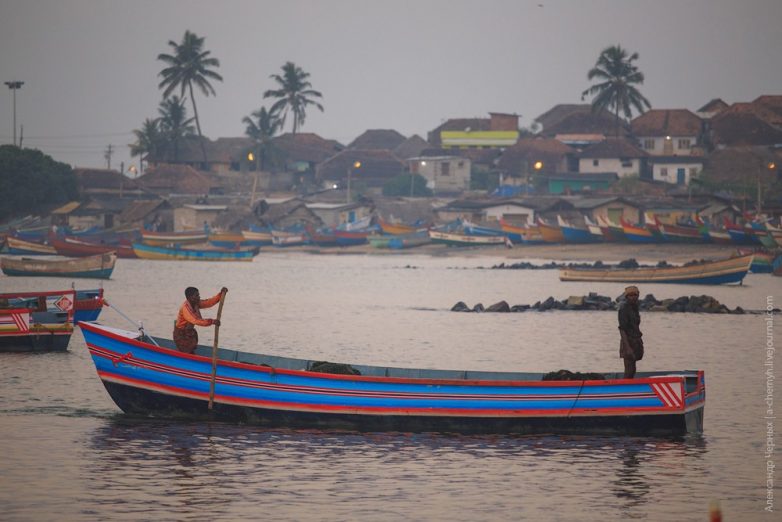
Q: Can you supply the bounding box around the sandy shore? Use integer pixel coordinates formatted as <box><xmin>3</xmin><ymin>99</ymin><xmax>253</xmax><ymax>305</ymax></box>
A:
<box><xmin>283</xmin><ymin>242</ymin><xmax>741</xmax><ymax>264</ymax></box>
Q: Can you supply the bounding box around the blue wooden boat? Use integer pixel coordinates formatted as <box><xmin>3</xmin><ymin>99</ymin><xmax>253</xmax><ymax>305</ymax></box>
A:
<box><xmin>1</xmin><ymin>252</ymin><xmax>116</xmax><ymax>279</ymax></box>
<box><xmin>75</xmin><ymin>288</ymin><xmax>105</xmax><ymax>322</ymax></box>
<box><xmin>0</xmin><ymin>289</ymin><xmax>75</xmax><ymax>352</ymax></box>
<box><xmin>557</xmin><ymin>216</ymin><xmax>602</xmax><ymax>243</ymax></box>
<box><xmin>560</xmin><ymin>254</ymin><xmax>753</xmax><ymax>285</ymax></box>
<box><xmin>79</xmin><ymin>321</ymin><xmax>706</xmax><ymax>435</ymax></box>
<box><xmin>462</xmin><ymin>220</ymin><xmax>506</xmax><ymax>237</ymax></box>
<box><xmin>132</xmin><ymin>242</ymin><xmax>257</xmax><ymax>261</ymax></box>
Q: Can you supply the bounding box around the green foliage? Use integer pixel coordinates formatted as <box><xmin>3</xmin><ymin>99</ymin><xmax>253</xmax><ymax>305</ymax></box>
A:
<box><xmin>264</xmin><ymin>61</ymin><xmax>324</xmax><ymax>134</ymax></box>
<box><xmin>470</xmin><ymin>170</ymin><xmax>500</xmax><ymax>191</ymax></box>
<box><xmin>0</xmin><ymin>146</ymin><xmax>77</xmax><ymax>221</ymax></box>
<box><xmin>158</xmin><ymin>30</ymin><xmax>223</xmax><ymax>161</ymax></box>
<box><xmin>382</xmin><ymin>174</ymin><xmax>432</xmax><ymax>197</ymax></box>
<box><xmin>581</xmin><ymin>44</ymin><xmax>651</xmax><ymax>133</ymax></box>
<box><xmin>610</xmin><ymin>174</ymin><xmax>646</xmax><ymax>195</ymax></box>
<box><xmin>243</xmin><ymin>107</ymin><xmax>283</xmax><ymax>171</ymax></box>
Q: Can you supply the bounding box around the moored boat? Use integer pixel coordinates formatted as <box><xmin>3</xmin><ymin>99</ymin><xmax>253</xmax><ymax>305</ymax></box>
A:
<box><xmin>429</xmin><ymin>230</ymin><xmax>509</xmax><ymax>247</ymax></box>
<box><xmin>1</xmin><ymin>252</ymin><xmax>117</xmax><ymax>279</ymax></box>
<box><xmin>334</xmin><ymin>229</ymin><xmax>370</xmax><ymax>247</ymax></box>
<box><xmin>596</xmin><ymin>216</ymin><xmax>626</xmax><ymax>242</ymax></box>
<box><xmin>50</xmin><ymin>236</ymin><xmax>137</xmax><ymax>258</ymax></box>
<box><xmin>132</xmin><ymin>242</ymin><xmax>256</xmax><ymax>261</ymax></box>
<box><xmin>140</xmin><ymin>229</ymin><xmax>209</xmax><ymax>247</ymax></box>
<box><xmin>557</xmin><ymin>216</ymin><xmax>602</xmax><ymax>243</ymax></box>
<box><xmin>378</xmin><ymin>218</ymin><xmax>419</xmax><ymax>236</ymax></box>
<box><xmin>388</xmin><ymin>231</ymin><xmax>431</xmax><ymax>250</ymax></box>
<box><xmin>559</xmin><ymin>254</ymin><xmax>754</xmax><ymax>285</ymax></box>
<box><xmin>75</xmin><ymin>288</ymin><xmax>106</xmax><ymax>322</ymax></box>
<box><xmin>241</xmin><ymin>227</ymin><xmax>274</xmax><ymax>247</ymax></box>
<box><xmin>79</xmin><ymin>321</ymin><xmax>706</xmax><ymax>435</ymax></box>
<box><xmin>271</xmin><ymin>230</ymin><xmax>309</xmax><ymax>247</ymax></box>
<box><xmin>0</xmin><ymin>289</ymin><xmax>75</xmax><ymax>352</ymax></box>
<box><xmin>6</xmin><ymin>236</ymin><xmax>57</xmax><ymax>255</ymax></box>
<box><xmin>536</xmin><ymin>218</ymin><xmax>564</xmax><ymax>243</ymax></box>
<box><xmin>620</xmin><ymin>217</ymin><xmax>657</xmax><ymax>243</ymax></box>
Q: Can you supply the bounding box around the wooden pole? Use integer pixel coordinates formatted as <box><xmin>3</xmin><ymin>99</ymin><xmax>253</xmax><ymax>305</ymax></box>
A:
<box><xmin>208</xmin><ymin>290</ymin><xmax>227</xmax><ymax>410</ymax></box>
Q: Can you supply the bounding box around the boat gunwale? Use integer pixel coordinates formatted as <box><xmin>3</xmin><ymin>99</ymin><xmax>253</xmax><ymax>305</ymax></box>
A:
<box><xmin>80</xmin><ymin>321</ymin><xmax>700</xmax><ymax>389</ymax></box>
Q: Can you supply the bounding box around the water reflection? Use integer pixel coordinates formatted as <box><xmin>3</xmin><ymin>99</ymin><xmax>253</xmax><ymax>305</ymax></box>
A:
<box><xmin>83</xmin><ymin>417</ymin><xmax>710</xmax><ymax>520</ymax></box>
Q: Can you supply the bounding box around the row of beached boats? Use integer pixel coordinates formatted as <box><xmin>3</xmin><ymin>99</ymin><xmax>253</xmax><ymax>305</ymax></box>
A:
<box><xmin>1</xmin><ymin>286</ymin><xmax>706</xmax><ymax>436</ymax></box>
<box><xmin>459</xmin><ymin>213</ymin><xmax>782</xmax><ymax>249</ymax></box>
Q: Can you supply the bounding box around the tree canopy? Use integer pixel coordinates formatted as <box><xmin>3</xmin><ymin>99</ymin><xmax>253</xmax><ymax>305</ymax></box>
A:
<box><xmin>158</xmin><ymin>30</ymin><xmax>222</xmax><ymax>162</ymax></box>
<box><xmin>264</xmin><ymin>62</ymin><xmax>324</xmax><ymax>134</ymax></box>
<box><xmin>0</xmin><ymin>146</ymin><xmax>78</xmax><ymax>221</ymax></box>
<box><xmin>382</xmin><ymin>173</ymin><xmax>432</xmax><ymax>197</ymax></box>
<box><xmin>581</xmin><ymin>44</ymin><xmax>651</xmax><ymax>128</ymax></box>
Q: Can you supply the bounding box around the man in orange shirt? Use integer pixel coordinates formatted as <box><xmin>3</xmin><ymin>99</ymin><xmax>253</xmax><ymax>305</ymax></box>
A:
<box><xmin>173</xmin><ymin>286</ymin><xmax>227</xmax><ymax>353</ymax></box>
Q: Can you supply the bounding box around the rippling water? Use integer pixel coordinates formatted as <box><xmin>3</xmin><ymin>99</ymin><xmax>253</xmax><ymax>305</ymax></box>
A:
<box><xmin>0</xmin><ymin>252</ymin><xmax>779</xmax><ymax>521</ymax></box>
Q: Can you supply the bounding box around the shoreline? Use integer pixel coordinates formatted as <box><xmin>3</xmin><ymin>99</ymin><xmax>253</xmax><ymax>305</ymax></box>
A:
<box><xmin>275</xmin><ymin>242</ymin><xmax>743</xmax><ymax>264</ymax></box>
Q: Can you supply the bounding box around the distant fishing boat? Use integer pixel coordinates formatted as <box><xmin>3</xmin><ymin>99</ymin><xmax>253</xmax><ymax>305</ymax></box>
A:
<box><xmin>723</xmin><ymin>218</ymin><xmax>760</xmax><ymax>246</ymax></box>
<box><xmin>306</xmin><ymin>226</ymin><xmax>339</xmax><ymax>247</ymax></box>
<box><xmin>655</xmin><ymin>216</ymin><xmax>704</xmax><ymax>243</ymax></box>
<box><xmin>620</xmin><ymin>217</ymin><xmax>657</xmax><ymax>243</ymax></box>
<box><xmin>140</xmin><ymin>229</ymin><xmax>209</xmax><ymax>246</ymax></box>
<box><xmin>208</xmin><ymin>232</ymin><xmax>252</xmax><ymax>249</ymax></box>
<box><xmin>334</xmin><ymin>229</ymin><xmax>370</xmax><ymax>247</ymax></box>
<box><xmin>557</xmin><ymin>216</ymin><xmax>602</xmax><ymax>243</ymax></box>
<box><xmin>50</xmin><ymin>235</ymin><xmax>137</xmax><ymax>258</ymax></box>
<box><xmin>388</xmin><ymin>231</ymin><xmax>431</xmax><ymax>250</ymax></box>
<box><xmin>462</xmin><ymin>220</ymin><xmax>506</xmax><ymax>237</ymax></box>
<box><xmin>241</xmin><ymin>226</ymin><xmax>274</xmax><ymax>247</ymax></box>
<box><xmin>378</xmin><ymin>218</ymin><xmax>419</xmax><ymax>236</ymax></box>
<box><xmin>773</xmin><ymin>255</ymin><xmax>782</xmax><ymax>276</ymax></box>
<box><xmin>1</xmin><ymin>253</ymin><xmax>117</xmax><ymax>279</ymax></box>
<box><xmin>74</xmin><ymin>288</ymin><xmax>105</xmax><ymax>322</ymax></box>
<box><xmin>0</xmin><ymin>289</ymin><xmax>75</xmax><ymax>352</ymax></box>
<box><xmin>429</xmin><ymin>230</ymin><xmax>509</xmax><ymax>247</ymax></box>
<box><xmin>80</xmin><ymin>321</ymin><xmax>706</xmax><ymax>435</ymax></box>
<box><xmin>6</xmin><ymin>236</ymin><xmax>57</xmax><ymax>255</ymax></box>
<box><xmin>536</xmin><ymin>218</ymin><xmax>564</xmax><ymax>243</ymax></box>
<box><xmin>559</xmin><ymin>254</ymin><xmax>753</xmax><ymax>285</ymax></box>
<box><xmin>132</xmin><ymin>243</ymin><xmax>256</xmax><ymax>261</ymax></box>
<box><xmin>596</xmin><ymin>216</ymin><xmax>626</xmax><ymax>242</ymax></box>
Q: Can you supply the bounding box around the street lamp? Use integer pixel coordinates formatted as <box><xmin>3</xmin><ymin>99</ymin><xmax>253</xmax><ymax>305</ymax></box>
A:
<box><xmin>347</xmin><ymin>160</ymin><xmax>361</xmax><ymax>203</ymax></box>
<box><xmin>4</xmin><ymin>81</ymin><xmax>24</xmax><ymax>146</ymax></box>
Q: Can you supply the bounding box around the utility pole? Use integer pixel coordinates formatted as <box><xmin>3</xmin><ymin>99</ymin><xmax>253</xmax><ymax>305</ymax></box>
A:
<box><xmin>104</xmin><ymin>144</ymin><xmax>113</xmax><ymax>169</ymax></box>
<box><xmin>4</xmin><ymin>80</ymin><xmax>24</xmax><ymax>146</ymax></box>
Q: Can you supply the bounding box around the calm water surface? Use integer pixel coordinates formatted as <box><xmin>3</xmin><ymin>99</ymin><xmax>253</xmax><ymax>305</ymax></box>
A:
<box><xmin>0</xmin><ymin>252</ymin><xmax>779</xmax><ymax>521</ymax></box>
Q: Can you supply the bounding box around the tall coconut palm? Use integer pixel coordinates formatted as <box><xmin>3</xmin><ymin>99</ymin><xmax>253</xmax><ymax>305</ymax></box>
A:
<box><xmin>581</xmin><ymin>45</ymin><xmax>651</xmax><ymax>135</ymax></box>
<box><xmin>158</xmin><ymin>96</ymin><xmax>195</xmax><ymax>163</ymax></box>
<box><xmin>263</xmin><ymin>62</ymin><xmax>324</xmax><ymax>134</ymax></box>
<box><xmin>157</xmin><ymin>30</ymin><xmax>223</xmax><ymax>163</ymax></box>
<box><xmin>130</xmin><ymin>118</ymin><xmax>165</xmax><ymax>173</ymax></box>
<box><xmin>243</xmin><ymin>107</ymin><xmax>282</xmax><ymax>172</ymax></box>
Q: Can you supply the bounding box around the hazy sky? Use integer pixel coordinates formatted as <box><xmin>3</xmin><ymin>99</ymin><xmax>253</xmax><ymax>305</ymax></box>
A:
<box><xmin>1</xmin><ymin>0</ymin><xmax>781</xmax><ymax>171</ymax></box>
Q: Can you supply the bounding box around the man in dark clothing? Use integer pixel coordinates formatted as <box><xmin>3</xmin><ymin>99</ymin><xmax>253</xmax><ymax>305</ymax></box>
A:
<box><xmin>618</xmin><ymin>285</ymin><xmax>644</xmax><ymax>379</ymax></box>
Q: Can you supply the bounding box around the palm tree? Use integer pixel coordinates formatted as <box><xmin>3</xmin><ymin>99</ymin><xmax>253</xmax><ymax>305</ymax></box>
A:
<box><xmin>263</xmin><ymin>62</ymin><xmax>324</xmax><ymax>134</ymax></box>
<box><xmin>129</xmin><ymin>118</ymin><xmax>165</xmax><ymax>173</ymax></box>
<box><xmin>157</xmin><ymin>96</ymin><xmax>195</xmax><ymax>162</ymax></box>
<box><xmin>581</xmin><ymin>45</ymin><xmax>651</xmax><ymax>136</ymax></box>
<box><xmin>157</xmin><ymin>30</ymin><xmax>223</xmax><ymax>163</ymax></box>
<box><xmin>242</xmin><ymin>107</ymin><xmax>282</xmax><ymax>172</ymax></box>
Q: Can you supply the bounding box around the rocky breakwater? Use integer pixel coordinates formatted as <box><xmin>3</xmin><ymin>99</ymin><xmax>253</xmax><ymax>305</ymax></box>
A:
<box><xmin>451</xmin><ymin>293</ymin><xmax>777</xmax><ymax>314</ymax></box>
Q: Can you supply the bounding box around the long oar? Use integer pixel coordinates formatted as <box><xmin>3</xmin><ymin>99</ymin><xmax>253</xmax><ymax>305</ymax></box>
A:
<box><xmin>208</xmin><ymin>290</ymin><xmax>227</xmax><ymax>410</ymax></box>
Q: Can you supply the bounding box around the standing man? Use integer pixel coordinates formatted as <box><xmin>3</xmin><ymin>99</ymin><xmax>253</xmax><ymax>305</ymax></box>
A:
<box><xmin>618</xmin><ymin>285</ymin><xmax>644</xmax><ymax>379</ymax></box>
<box><xmin>173</xmin><ymin>286</ymin><xmax>227</xmax><ymax>354</ymax></box>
